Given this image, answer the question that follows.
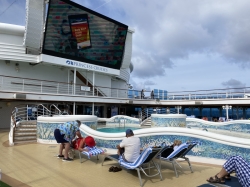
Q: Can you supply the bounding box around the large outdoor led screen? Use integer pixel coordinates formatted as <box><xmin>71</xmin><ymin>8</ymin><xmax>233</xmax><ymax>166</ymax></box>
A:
<box><xmin>42</xmin><ymin>0</ymin><xmax>128</xmax><ymax>70</ymax></box>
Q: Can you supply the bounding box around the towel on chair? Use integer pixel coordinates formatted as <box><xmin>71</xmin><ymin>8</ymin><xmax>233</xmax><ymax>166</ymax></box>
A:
<box><xmin>81</xmin><ymin>146</ymin><xmax>104</xmax><ymax>159</ymax></box>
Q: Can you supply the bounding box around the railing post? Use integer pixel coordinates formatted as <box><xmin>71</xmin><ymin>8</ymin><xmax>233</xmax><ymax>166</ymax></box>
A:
<box><xmin>22</xmin><ymin>79</ymin><xmax>24</xmax><ymax>91</ymax></box>
<box><xmin>1</xmin><ymin>76</ymin><xmax>3</xmax><ymax>90</ymax></box>
<box><xmin>41</xmin><ymin>81</ymin><xmax>43</xmax><ymax>93</ymax></box>
<box><xmin>117</xmin><ymin>89</ymin><xmax>118</xmax><ymax>98</ymax></box>
<box><xmin>14</xmin><ymin>110</ymin><xmax>16</xmax><ymax>123</ymax></box>
<box><xmin>26</xmin><ymin>105</ymin><xmax>28</xmax><ymax>121</ymax></box>
<box><xmin>57</xmin><ymin>83</ymin><xmax>59</xmax><ymax>94</ymax></box>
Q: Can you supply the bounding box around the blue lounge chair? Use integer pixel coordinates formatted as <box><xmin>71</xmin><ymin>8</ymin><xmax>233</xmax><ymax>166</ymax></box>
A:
<box><xmin>159</xmin><ymin>141</ymin><xmax>198</xmax><ymax>177</ymax></box>
<box><xmin>75</xmin><ymin>146</ymin><xmax>104</xmax><ymax>163</ymax></box>
<box><xmin>102</xmin><ymin>147</ymin><xmax>164</xmax><ymax>187</ymax></box>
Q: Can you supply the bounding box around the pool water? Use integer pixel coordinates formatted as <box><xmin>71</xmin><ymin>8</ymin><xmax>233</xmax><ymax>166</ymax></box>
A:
<box><xmin>97</xmin><ymin>127</ymin><xmax>140</xmax><ymax>133</ymax></box>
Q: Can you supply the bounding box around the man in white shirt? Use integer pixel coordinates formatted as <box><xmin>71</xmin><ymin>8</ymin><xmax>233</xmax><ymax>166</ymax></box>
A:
<box><xmin>117</xmin><ymin>129</ymin><xmax>141</xmax><ymax>163</ymax></box>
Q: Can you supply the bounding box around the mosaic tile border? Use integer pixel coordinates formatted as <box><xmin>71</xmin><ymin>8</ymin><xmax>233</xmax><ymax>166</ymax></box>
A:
<box><xmin>186</xmin><ymin>120</ymin><xmax>250</xmax><ymax>134</ymax></box>
<box><xmin>37</xmin><ymin>121</ymin><xmax>97</xmax><ymax>140</ymax></box>
<box><xmin>151</xmin><ymin>117</ymin><xmax>186</xmax><ymax>127</ymax></box>
<box><xmin>106</xmin><ymin>116</ymin><xmax>140</xmax><ymax>127</ymax></box>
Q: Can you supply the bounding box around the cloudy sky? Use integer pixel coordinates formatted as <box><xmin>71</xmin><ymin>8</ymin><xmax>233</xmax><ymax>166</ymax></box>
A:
<box><xmin>1</xmin><ymin>0</ymin><xmax>250</xmax><ymax>92</ymax></box>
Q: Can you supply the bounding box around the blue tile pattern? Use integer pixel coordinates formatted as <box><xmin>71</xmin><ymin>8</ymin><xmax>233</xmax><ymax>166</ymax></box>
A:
<box><xmin>106</xmin><ymin>116</ymin><xmax>140</xmax><ymax>127</ymax></box>
<box><xmin>37</xmin><ymin>121</ymin><xmax>97</xmax><ymax>140</ymax></box>
<box><xmin>37</xmin><ymin>117</ymin><xmax>250</xmax><ymax>162</ymax></box>
<box><xmin>186</xmin><ymin>121</ymin><xmax>250</xmax><ymax>134</ymax></box>
<box><xmin>94</xmin><ymin>134</ymin><xmax>250</xmax><ymax>162</ymax></box>
<box><xmin>151</xmin><ymin>117</ymin><xmax>186</xmax><ymax>127</ymax></box>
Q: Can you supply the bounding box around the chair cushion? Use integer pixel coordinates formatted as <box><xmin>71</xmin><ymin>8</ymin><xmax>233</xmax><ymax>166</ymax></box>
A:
<box><xmin>119</xmin><ymin>148</ymin><xmax>152</xmax><ymax>169</ymax></box>
<box><xmin>165</xmin><ymin>143</ymin><xmax>189</xmax><ymax>159</ymax></box>
<box><xmin>81</xmin><ymin>146</ymin><xmax>104</xmax><ymax>159</ymax></box>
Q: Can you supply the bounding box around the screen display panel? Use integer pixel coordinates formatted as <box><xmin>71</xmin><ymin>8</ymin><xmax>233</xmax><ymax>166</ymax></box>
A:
<box><xmin>42</xmin><ymin>0</ymin><xmax>128</xmax><ymax>70</ymax></box>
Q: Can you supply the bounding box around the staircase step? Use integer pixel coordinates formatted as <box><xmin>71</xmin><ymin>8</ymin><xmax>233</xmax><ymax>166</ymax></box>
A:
<box><xmin>18</xmin><ymin>121</ymin><xmax>37</xmax><ymax>124</ymax></box>
<box><xmin>17</xmin><ymin>124</ymin><xmax>37</xmax><ymax>128</ymax></box>
<box><xmin>14</xmin><ymin>136</ymin><xmax>37</xmax><ymax>141</ymax></box>
<box><xmin>15</xmin><ymin>132</ymin><xmax>37</xmax><ymax>136</ymax></box>
<box><xmin>14</xmin><ymin>140</ymin><xmax>37</xmax><ymax>145</ymax></box>
<box><xmin>16</xmin><ymin>128</ymin><xmax>36</xmax><ymax>131</ymax></box>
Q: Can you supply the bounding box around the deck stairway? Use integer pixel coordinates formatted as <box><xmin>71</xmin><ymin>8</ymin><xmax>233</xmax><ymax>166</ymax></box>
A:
<box><xmin>141</xmin><ymin>117</ymin><xmax>152</xmax><ymax>127</ymax></box>
<box><xmin>14</xmin><ymin>120</ymin><xmax>37</xmax><ymax>144</ymax></box>
<box><xmin>10</xmin><ymin>104</ymin><xmax>63</xmax><ymax>145</ymax></box>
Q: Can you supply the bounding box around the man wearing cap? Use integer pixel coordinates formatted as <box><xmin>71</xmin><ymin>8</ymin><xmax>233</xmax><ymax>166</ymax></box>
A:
<box><xmin>117</xmin><ymin>129</ymin><xmax>141</xmax><ymax>163</ymax></box>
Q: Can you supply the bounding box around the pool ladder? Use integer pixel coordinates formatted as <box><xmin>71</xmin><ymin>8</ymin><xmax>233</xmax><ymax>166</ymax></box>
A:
<box><xmin>119</xmin><ymin>117</ymin><xmax>126</xmax><ymax>128</ymax></box>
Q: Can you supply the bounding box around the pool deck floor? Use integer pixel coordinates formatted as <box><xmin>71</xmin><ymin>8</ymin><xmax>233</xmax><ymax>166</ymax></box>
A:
<box><xmin>0</xmin><ymin>130</ymin><xmax>225</xmax><ymax>187</ymax></box>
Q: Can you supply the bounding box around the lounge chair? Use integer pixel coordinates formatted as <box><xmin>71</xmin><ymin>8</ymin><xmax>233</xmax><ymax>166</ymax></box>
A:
<box><xmin>159</xmin><ymin>141</ymin><xmax>198</xmax><ymax>177</ymax></box>
<box><xmin>73</xmin><ymin>146</ymin><xmax>104</xmax><ymax>163</ymax></box>
<box><xmin>102</xmin><ymin>147</ymin><xmax>164</xmax><ymax>187</ymax></box>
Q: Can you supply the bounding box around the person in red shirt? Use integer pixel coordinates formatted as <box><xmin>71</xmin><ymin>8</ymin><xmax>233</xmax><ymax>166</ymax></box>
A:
<box><xmin>72</xmin><ymin>136</ymin><xmax>96</xmax><ymax>152</ymax></box>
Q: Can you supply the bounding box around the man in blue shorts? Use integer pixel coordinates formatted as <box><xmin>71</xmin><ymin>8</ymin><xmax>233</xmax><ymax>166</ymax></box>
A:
<box><xmin>54</xmin><ymin>120</ymin><xmax>82</xmax><ymax>161</ymax></box>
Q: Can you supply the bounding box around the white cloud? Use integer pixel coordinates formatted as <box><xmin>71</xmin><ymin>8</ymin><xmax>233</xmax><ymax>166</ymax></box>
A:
<box><xmin>222</xmin><ymin>79</ymin><xmax>246</xmax><ymax>89</ymax></box>
<box><xmin>2</xmin><ymin>0</ymin><xmax>250</xmax><ymax>91</ymax></box>
<box><xmin>109</xmin><ymin>0</ymin><xmax>250</xmax><ymax>80</ymax></box>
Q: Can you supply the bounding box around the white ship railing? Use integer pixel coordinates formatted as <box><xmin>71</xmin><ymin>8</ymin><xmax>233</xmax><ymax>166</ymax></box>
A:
<box><xmin>0</xmin><ymin>74</ymin><xmax>250</xmax><ymax>100</ymax></box>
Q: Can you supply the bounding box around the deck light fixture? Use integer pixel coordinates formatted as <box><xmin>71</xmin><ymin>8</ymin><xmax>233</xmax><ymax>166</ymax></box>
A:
<box><xmin>15</xmin><ymin>63</ymin><xmax>20</xmax><ymax>72</ymax></box>
<box><xmin>222</xmin><ymin>105</ymin><xmax>232</xmax><ymax>120</ymax></box>
<box><xmin>175</xmin><ymin>106</ymin><xmax>182</xmax><ymax>114</ymax></box>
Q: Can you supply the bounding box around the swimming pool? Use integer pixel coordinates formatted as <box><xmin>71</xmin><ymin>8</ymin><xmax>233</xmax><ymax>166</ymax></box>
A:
<box><xmin>97</xmin><ymin>127</ymin><xmax>140</xmax><ymax>133</ymax></box>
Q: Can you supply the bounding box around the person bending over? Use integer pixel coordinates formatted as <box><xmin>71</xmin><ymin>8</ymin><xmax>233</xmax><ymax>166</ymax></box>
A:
<box><xmin>207</xmin><ymin>155</ymin><xmax>250</xmax><ymax>187</ymax></box>
<box><xmin>54</xmin><ymin>120</ymin><xmax>81</xmax><ymax>161</ymax></box>
<box><xmin>117</xmin><ymin>129</ymin><xmax>141</xmax><ymax>163</ymax></box>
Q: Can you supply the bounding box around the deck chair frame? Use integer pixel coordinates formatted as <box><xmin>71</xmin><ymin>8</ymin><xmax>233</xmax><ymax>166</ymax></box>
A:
<box><xmin>102</xmin><ymin>147</ymin><xmax>165</xmax><ymax>187</ymax></box>
<box><xmin>159</xmin><ymin>142</ymin><xmax>197</xmax><ymax>177</ymax></box>
<box><xmin>72</xmin><ymin>146</ymin><xmax>104</xmax><ymax>163</ymax></box>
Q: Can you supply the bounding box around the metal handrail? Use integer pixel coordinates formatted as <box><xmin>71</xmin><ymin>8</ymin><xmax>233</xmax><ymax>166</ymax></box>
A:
<box><xmin>1</xmin><ymin>74</ymin><xmax>250</xmax><ymax>101</ymax></box>
<box><xmin>10</xmin><ymin>104</ymin><xmax>53</xmax><ymax>145</ymax></box>
<box><xmin>36</xmin><ymin>104</ymin><xmax>51</xmax><ymax>116</ymax></box>
<box><xmin>49</xmin><ymin>104</ymin><xmax>62</xmax><ymax>115</ymax></box>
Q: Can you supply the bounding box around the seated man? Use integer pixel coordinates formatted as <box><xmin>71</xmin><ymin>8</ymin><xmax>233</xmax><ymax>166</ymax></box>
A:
<box><xmin>117</xmin><ymin>129</ymin><xmax>141</xmax><ymax>163</ymax></box>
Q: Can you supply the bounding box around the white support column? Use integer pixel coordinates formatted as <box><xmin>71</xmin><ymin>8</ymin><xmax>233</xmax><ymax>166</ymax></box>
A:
<box><xmin>73</xmin><ymin>102</ymin><xmax>75</xmax><ymax>115</ymax></box>
<box><xmin>92</xmin><ymin>71</ymin><xmax>95</xmax><ymax>116</ymax></box>
<box><xmin>93</xmin><ymin>71</ymin><xmax>95</xmax><ymax>96</ymax></box>
<box><xmin>86</xmin><ymin>70</ymin><xmax>88</xmax><ymax>85</ymax></box>
<box><xmin>92</xmin><ymin>103</ymin><xmax>94</xmax><ymax>116</ymax></box>
<box><xmin>226</xmin><ymin>108</ymin><xmax>229</xmax><ymax>119</ymax></box>
<box><xmin>68</xmin><ymin>69</ymin><xmax>70</xmax><ymax>94</ymax></box>
<box><xmin>26</xmin><ymin>105</ymin><xmax>28</xmax><ymax>121</ymax></box>
<box><xmin>73</xmin><ymin>68</ymin><xmax>76</xmax><ymax>95</ymax></box>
